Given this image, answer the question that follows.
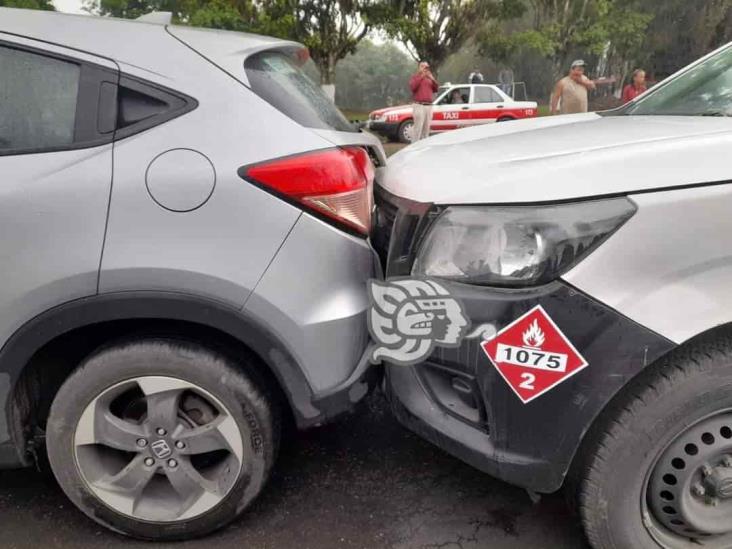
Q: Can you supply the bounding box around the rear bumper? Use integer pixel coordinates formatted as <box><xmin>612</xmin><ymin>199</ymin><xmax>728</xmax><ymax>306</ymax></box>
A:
<box><xmin>244</xmin><ymin>212</ymin><xmax>380</xmax><ymax>428</ymax></box>
<box><xmin>310</xmin><ymin>343</ymin><xmax>382</xmax><ymax>423</ymax></box>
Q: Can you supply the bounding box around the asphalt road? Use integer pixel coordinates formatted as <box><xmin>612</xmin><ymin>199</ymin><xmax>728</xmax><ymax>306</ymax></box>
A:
<box><xmin>0</xmin><ymin>392</ymin><xmax>588</xmax><ymax>549</ymax></box>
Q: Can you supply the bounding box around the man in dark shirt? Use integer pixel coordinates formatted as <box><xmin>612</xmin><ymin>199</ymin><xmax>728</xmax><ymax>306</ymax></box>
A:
<box><xmin>409</xmin><ymin>61</ymin><xmax>439</xmax><ymax>142</ymax></box>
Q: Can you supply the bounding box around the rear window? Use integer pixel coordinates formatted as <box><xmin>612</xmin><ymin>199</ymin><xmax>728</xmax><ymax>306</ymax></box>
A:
<box><xmin>245</xmin><ymin>51</ymin><xmax>355</xmax><ymax>132</ymax></box>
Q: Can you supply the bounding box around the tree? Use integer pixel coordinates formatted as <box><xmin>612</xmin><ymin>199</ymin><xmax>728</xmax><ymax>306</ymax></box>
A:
<box><xmin>83</xmin><ymin>0</ymin><xmax>176</xmax><ymax>19</ymax></box>
<box><xmin>188</xmin><ymin>0</ymin><xmax>380</xmax><ymax>89</ymax></box>
<box><xmin>639</xmin><ymin>0</ymin><xmax>732</xmax><ymax>78</ymax></box>
<box><xmin>0</xmin><ymin>0</ymin><xmax>54</xmax><ymax>9</ymax></box>
<box><xmin>265</xmin><ymin>0</ymin><xmax>382</xmax><ymax>89</ymax></box>
<box><xmin>477</xmin><ymin>0</ymin><xmax>651</xmax><ymax>81</ymax></box>
<box><xmin>335</xmin><ymin>39</ymin><xmax>414</xmax><ymax>109</ymax></box>
<box><xmin>382</xmin><ymin>0</ymin><xmax>525</xmax><ymax>70</ymax></box>
<box><xmin>86</xmin><ymin>0</ymin><xmax>383</xmax><ymax>95</ymax></box>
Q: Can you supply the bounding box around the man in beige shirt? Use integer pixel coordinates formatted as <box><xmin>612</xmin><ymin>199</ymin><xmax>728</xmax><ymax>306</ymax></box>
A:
<box><xmin>551</xmin><ymin>59</ymin><xmax>596</xmax><ymax>115</ymax></box>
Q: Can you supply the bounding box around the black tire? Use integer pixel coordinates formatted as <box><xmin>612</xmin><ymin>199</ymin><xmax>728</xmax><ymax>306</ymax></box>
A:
<box><xmin>397</xmin><ymin>119</ymin><xmax>414</xmax><ymax>143</ymax></box>
<box><xmin>46</xmin><ymin>338</ymin><xmax>278</xmax><ymax>541</ymax></box>
<box><xmin>497</xmin><ymin>116</ymin><xmax>514</xmax><ymax>122</ymax></box>
<box><xmin>575</xmin><ymin>334</ymin><xmax>732</xmax><ymax>549</ymax></box>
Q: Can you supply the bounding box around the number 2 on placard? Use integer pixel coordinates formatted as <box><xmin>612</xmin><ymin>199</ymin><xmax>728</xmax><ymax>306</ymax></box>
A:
<box><xmin>519</xmin><ymin>372</ymin><xmax>535</xmax><ymax>390</ymax></box>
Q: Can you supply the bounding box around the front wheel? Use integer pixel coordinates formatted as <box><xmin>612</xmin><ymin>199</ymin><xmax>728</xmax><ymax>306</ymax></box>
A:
<box><xmin>576</xmin><ymin>335</ymin><xmax>732</xmax><ymax>548</ymax></box>
<box><xmin>46</xmin><ymin>339</ymin><xmax>278</xmax><ymax>540</ymax></box>
<box><xmin>397</xmin><ymin>119</ymin><xmax>414</xmax><ymax>143</ymax></box>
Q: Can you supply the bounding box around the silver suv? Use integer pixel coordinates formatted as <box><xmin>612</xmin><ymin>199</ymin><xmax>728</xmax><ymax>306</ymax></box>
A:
<box><xmin>0</xmin><ymin>8</ymin><xmax>383</xmax><ymax>540</ymax></box>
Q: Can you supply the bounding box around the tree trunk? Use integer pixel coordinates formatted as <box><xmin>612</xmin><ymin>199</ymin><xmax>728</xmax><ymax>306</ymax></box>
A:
<box><xmin>318</xmin><ymin>55</ymin><xmax>337</xmax><ymax>102</ymax></box>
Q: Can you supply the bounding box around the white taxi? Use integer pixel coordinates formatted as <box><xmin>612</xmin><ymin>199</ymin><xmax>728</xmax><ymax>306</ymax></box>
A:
<box><xmin>367</xmin><ymin>83</ymin><xmax>538</xmax><ymax>143</ymax></box>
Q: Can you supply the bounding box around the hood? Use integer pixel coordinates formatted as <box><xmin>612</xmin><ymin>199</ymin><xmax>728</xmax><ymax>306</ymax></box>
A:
<box><xmin>380</xmin><ymin>113</ymin><xmax>732</xmax><ymax>204</ymax></box>
<box><xmin>370</xmin><ymin>105</ymin><xmax>413</xmax><ymax>118</ymax></box>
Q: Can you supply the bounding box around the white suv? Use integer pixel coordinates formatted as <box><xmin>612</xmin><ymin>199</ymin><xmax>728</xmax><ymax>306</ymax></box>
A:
<box><xmin>374</xmin><ymin>42</ymin><xmax>732</xmax><ymax>549</ymax></box>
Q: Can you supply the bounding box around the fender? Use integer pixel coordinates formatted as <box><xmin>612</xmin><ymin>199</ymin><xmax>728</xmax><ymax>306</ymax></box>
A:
<box><xmin>0</xmin><ymin>291</ymin><xmax>329</xmax><ymax>466</ymax></box>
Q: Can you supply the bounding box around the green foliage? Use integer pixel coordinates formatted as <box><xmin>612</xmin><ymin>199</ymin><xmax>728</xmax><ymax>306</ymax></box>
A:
<box><xmin>382</xmin><ymin>0</ymin><xmax>526</xmax><ymax>70</ymax></box>
<box><xmin>335</xmin><ymin>39</ymin><xmax>414</xmax><ymax>109</ymax></box>
<box><xmin>52</xmin><ymin>0</ymin><xmax>732</xmax><ymax>109</ymax></box>
<box><xmin>487</xmin><ymin>0</ymin><xmax>653</xmax><ymax>77</ymax></box>
<box><xmin>0</xmin><ymin>0</ymin><xmax>54</xmax><ymax>9</ymax></box>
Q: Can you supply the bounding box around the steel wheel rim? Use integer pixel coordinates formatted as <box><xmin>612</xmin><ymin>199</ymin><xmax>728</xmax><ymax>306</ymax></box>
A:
<box><xmin>403</xmin><ymin>120</ymin><xmax>414</xmax><ymax>142</ymax></box>
<box><xmin>73</xmin><ymin>375</ymin><xmax>245</xmax><ymax>522</ymax></box>
<box><xmin>643</xmin><ymin>410</ymin><xmax>732</xmax><ymax>548</ymax></box>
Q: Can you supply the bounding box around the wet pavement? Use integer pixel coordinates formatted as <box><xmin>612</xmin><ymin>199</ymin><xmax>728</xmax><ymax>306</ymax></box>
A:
<box><xmin>0</xmin><ymin>392</ymin><xmax>587</xmax><ymax>548</ymax></box>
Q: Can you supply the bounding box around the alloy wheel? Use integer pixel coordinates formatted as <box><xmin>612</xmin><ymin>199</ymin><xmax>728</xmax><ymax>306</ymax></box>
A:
<box><xmin>73</xmin><ymin>375</ymin><xmax>245</xmax><ymax>522</ymax></box>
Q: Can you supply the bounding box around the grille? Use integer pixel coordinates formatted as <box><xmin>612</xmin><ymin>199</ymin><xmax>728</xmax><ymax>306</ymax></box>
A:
<box><xmin>372</xmin><ymin>185</ymin><xmax>398</xmax><ymax>267</ymax></box>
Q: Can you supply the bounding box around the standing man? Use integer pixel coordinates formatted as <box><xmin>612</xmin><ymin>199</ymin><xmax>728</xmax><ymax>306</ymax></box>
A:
<box><xmin>469</xmin><ymin>68</ymin><xmax>484</xmax><ymax>84</ymax></box>
<box><xmin>551</xmin><ymin>59</ymin><xmax>596</xmax><ymax>115</ymax></box>
<box><xmin>498</xmin><ymin>66</ymin><xmax>514</xmax><ymax>96</ymax></box>
<box><xmin>409</xmin><ymin>61</ymin><xmax>439</xmax><ymax>142</ymax></box>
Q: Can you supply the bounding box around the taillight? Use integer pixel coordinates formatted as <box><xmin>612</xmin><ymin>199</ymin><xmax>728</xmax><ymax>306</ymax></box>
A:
<box><xmin>241</xmin><ymin>147</ymin><xmax>374</xmax><ymax>236</ymax></box>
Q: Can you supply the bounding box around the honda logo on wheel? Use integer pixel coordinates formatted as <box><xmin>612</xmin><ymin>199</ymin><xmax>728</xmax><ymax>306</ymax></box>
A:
<box><xmin>151</xmin><ymin>439</ymin><xmax>172</xmax><ymax>459</ymax></box>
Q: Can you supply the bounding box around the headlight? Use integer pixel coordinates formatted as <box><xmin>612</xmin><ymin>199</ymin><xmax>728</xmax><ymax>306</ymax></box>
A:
<box><xmin>412</xmin><ymin>198</ymin><xmax>636</xmax><ymax>287</ymax></box>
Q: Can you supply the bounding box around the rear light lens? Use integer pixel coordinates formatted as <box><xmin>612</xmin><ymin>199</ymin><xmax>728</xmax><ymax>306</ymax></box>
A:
<box><xmin>241</xmin><ymin>146</ymin><xmax>374</xmax><ymax>236</ymax></box>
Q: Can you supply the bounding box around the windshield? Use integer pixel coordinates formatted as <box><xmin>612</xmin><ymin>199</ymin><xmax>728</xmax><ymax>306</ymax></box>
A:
<box><xmin>245</xmin><ymin>51</ymin><xmax>355</xmax><ymax>132</ymax></box>
<box><xmin>627</xmin><ymin>45</ymin><xmax>732</xmax><ymax>116</ymax></box>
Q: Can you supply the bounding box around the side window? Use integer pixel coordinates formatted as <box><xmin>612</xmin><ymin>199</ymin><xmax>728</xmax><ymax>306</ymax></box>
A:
<box><xmin>472</xmin><ymin>86</ymin><xmax>502</xmax><ymax>103</ymax></box>
<box><xmin>0</xmin><ymin>46</ymin><xmax>80</xmax><ymax>152</ymax></box>
<box><xmin>0</xmin><ymin>43</ymin><xmax>197</xmax><ymax>155</ymax></box>
<box><xmin>113</xmin><ymin>77</ymin><xmax>197</xmax><ymax>140</ymax></box>
<box><xmin>439</xmin><ymin>87</ymin><xmax>470</xmax><ymax>105</ymax></box>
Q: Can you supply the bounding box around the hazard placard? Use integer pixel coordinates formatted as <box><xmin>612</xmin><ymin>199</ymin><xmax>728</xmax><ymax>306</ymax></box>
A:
<box><xmin>480</xmin><ymin>305</ymin><xmax>589</xmax><ymax>404</ymax></box>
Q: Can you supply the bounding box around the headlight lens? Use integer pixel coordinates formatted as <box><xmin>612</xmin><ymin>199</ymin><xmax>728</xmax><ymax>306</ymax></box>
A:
<box><xmin>412</xmin><ymin>198</ymin><xmax>636</xmax><ymax>286</ymax></box>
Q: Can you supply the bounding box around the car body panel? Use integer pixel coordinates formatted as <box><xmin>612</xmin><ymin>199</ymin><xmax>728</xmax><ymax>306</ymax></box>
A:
<box><xmin>366</xmin><ymin>83</ymin><xmax>537</xmax><ymax>139</ymax></box>
<box><xmin>379</xmin><ymin>113</ymin><xmax>732</xmax><ymax>204</ymax></box>
<box><xmin>0</xmin><ymin>33</ymin><xmax>117</xmax><ymax>451</ymax></box>
<box><xmin>565</xmin><ymin>184</ymin><xmax>732</xmax><ymax>345</ymax></box>
<box><xmin>243</xmin><ymin>213</ymin><xmax>376</xmax><ymax>393</ymax></box>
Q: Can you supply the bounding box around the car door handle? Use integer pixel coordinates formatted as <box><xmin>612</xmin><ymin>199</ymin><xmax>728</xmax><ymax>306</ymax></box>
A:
<box><xmin>496</xmin><ymin>105</ymin><xmax>504</xmax><ymax>109</ymax></box>
<box><xmin>461</xmin><ymin>106</ymin><xmax>470</xmax><ymax>110</ymax></box>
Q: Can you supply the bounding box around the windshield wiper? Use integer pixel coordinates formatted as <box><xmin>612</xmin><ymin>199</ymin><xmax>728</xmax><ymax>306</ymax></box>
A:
<box><xmin>701</xmin><ymin>111</ymin><xmax>732</xmax><ymax>117</ymax></box>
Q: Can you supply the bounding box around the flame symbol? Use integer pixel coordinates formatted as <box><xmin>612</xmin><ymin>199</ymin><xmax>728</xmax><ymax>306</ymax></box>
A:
<box><xmin>522</xmin><ymin>319</ymin><xmax>545</xmax><ymax>348</ymax></box>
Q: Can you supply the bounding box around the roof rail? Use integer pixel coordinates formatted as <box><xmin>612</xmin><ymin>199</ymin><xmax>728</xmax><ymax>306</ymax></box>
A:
<box><xmin>136</xmin><ymin>11</ymin><xmax>173</xmax><ymax>24</ymax></box>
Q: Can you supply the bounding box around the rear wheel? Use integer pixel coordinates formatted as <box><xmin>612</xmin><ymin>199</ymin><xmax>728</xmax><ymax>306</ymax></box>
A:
<box><xmin>46</xmin><ymin>338</ymin><xmax>278</xmax><ymax>540</ymax></box>
<box><xmin>398</xmin><ymin>119</ymin><xmax>414</xmax><ymax>143</ymax></box>
<box><xmin>497</xmin><ymin>116</ymin><xmax>514</xmax><ymax>122</ymax></box>
<box><xmin>576</xmin><ymin>336</ymin><xmax>732</xmax><ymax>548</ymax></box>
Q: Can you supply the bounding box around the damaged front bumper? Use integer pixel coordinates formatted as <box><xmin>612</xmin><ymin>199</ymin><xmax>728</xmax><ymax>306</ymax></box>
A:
<box><xmin>373</xmin><ymin>186</ymin><xmax>675</xmax><ymax>493</ymax></box>
<box><xmin>383</xmin><ymin>280</ymin><xmax>673</xmax><ymax>493</ymax></box>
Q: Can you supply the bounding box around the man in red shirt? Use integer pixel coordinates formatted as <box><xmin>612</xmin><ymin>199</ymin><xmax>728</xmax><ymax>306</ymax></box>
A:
<box><xmin>409</xmin><ymin>61</ymin><xmax>439</xmax><ymax>142</ymax></box>
<box><xmin>622</xmin><ymin>69</ymin><xmax>647</xmax><ymax>104</ymax></box>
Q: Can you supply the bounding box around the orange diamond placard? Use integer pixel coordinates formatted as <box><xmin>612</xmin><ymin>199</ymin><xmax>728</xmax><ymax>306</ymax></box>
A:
<box><xmin>481</xmin><ymin>305</ymin><xmax>589</xmax><ymax>404</ymax></box>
